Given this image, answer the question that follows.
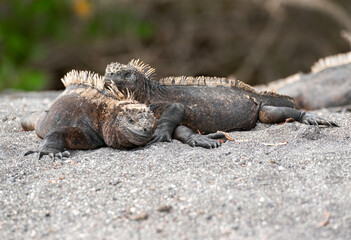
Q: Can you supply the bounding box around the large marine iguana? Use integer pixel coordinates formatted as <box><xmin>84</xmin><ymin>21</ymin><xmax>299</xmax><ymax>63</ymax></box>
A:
<box><xmin>255</xmin><ymin>51</ymin><xmax>351</xmax><ymax>110</ymax></box>
<box><xmin>21</xmin><ymin>70</ymin><xmax>156</xmax><ymax>159</ymax></box>
<box><xmin>103</xmin><ymin>60</ymin><xmax>337</xmax><ymax>148</ymax></box>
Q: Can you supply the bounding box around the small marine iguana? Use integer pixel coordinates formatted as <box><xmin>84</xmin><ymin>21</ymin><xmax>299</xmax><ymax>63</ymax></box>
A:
<box><xmin>255</xmin><ymin>51</ymin><xmax>351</xmax><ymax>110</ymax></box>
<box><xmin>103</xmin><ymin>60</ymin><xmax>337</xmax><ymax>148</ymax></box>
<box><xmin>22</xmin><ymin>70</ymin><xmax>156</xmax><ymax>159</ymax></box>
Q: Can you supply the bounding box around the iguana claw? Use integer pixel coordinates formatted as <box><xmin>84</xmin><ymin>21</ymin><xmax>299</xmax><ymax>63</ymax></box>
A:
<box><xmin>148</xmin><ymin>133</ymin><xmax>172</xmax><ymax>145</ymax></box>
<box><xmin>148</xmin><ymin>129</ymin><xmax>173</xmax><ymax>145</ymax></box>
<box><xmin>186</xmin><ymin>132</ymin><xmax>226</xmax><ymax>149</ymax></box>
<box><xmin>302</xmin><ymin>112</ymin><xmax>338</xmax><ymax>127</ymax></box>
<box><xmin>25</xmin><ymin>150</ymin><xmax>70</xmax><ymax>160</ymax></box>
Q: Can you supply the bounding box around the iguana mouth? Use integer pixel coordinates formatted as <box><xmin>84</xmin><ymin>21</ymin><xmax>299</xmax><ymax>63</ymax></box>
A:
<box><xmin>104</xmin><ymin>74</ymin><xmax>118</xmax><ymax>81</ymax></box>
<box><xmin>126</xmin><ymin>128</ymin><xmax>154</xmax><ymax>145</ymax></box>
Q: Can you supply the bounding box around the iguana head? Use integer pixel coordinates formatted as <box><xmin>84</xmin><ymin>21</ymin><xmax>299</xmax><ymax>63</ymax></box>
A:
<box><xmin>104</xmin><ymin>59</ymin><xmax>156</xmax><ymax>100</ymax></box>
<box><xmin>106</xmin><ymin>103</ymin><xmax>156</xmax><ymax>148</ymax></box>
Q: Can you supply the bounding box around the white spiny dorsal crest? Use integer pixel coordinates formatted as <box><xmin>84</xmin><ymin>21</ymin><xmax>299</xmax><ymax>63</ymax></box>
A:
<box><xmin>61</xmin><ymin>70</ymin><xmax>104</xmax><ymax>90</ymax></box>
<box><xmin>61</xmin><ymin>70</ymin><xmax>128</xmax><ymax>100</ymax></box>
<box><xmin>159</xmin><ymin>76</ymin><xmax>255</xmax><ymax>90</ymax></box>
<box><xmin>159</xmin><ymin>76</ymin><xmax>232</xmax><ymax>87</ymax></box>
<box><xmin>159</xmin><ymin>75</ymin><xmax>294</xmax><ymax>101</ymax></box>
<box><xmin>311</xmin><ymin>51</ymin><xmax>351</xmax><ymax>73</ymax></box>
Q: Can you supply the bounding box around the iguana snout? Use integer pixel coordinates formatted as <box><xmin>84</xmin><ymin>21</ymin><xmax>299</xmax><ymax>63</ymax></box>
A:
<box><xmin>116</xmin><ymin>105</ymin><xmax>156</xmax><ymax>147</ymax></box>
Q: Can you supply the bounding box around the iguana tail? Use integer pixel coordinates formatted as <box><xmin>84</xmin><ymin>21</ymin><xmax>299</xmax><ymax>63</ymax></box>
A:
<box><xmin>259</xmin><ymin>91</ymin><xmax>297</xmax><ymax>109</ymax></box>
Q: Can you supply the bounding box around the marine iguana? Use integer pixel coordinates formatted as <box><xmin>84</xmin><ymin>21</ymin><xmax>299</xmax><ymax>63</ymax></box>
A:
<box><xmin>103</xmin><ymin>60</ymin><xmax>337</xmax><ymax>148</ymax></box>
<box><xmin>22</xmin><ymin>70</ymin><xmax>156</xmax><ymax>159</ymax></box>
<box><xmin>255</xmin><ymin>51</ymin><xmax>351</xmax><ymax>110</ymax></box>
<box><xmin>256</xmin><ymin>31</ymin><xmax>351</xmax><ymax>110</ymax></box>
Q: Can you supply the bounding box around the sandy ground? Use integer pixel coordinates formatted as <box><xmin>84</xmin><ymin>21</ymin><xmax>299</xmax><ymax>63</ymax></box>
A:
<box><xmin>0</xmin><ymin>91</ymin><xmax>350</xmax><ymax>240</ymax></box>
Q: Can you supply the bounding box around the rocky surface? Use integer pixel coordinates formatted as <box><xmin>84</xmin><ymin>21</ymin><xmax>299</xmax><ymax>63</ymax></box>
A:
<box><xmin>0</xmin><ymin>91</ymin><xmax>350</xmax><ymax>240</ymax></box>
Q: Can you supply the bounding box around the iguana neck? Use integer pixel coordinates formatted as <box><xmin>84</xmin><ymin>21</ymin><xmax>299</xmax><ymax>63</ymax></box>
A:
<box><xmin>135</xmin><ymin>79</ymin><xmax>169</xmax><ymax>103</ymax></box>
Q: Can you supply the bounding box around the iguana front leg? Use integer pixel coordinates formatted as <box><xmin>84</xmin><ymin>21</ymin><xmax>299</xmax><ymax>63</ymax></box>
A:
<box><xmin>173</xmin><ymin>126</ymin><xmax>226</xmax><ymax>148</ymax></box>
<box><xmin>149</xmin><ymin>103</ymin><xmax>185</xmax><ymax>144</ymax></box>
<box><xmin>25</xmin><ymin>129</ymin><xmax>69</xmax><ymax>160</ymax></box>
<box><xmin>259</xmin><ymin>105</ymin><xmax>338</xmax><ymax>126</ymax></box>
<box><xmin>25</xmin><ymin>126</ymin><xmax>104</xmax><ymax>160</ymax></box>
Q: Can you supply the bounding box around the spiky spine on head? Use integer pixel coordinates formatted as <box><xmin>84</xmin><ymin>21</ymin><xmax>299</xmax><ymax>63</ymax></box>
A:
<box><xmin>61</xmin><ymin>70</ymin><xmax>127</xmax><ymax>100</ymax></box>
<box><xmin>105</xmin><ymin>59</ymin><xmax>156</xmax><ymax>81</ymax></box>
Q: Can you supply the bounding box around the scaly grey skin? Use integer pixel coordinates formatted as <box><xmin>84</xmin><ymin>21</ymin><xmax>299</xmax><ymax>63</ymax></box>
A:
<box><xmin>22</xmin><ymin>70</ymin><xmax>156</xmax><ymax>160</ymax></box>
<box><xmin>256</xmin><ymin>32</ymin><xmax>351</xmax><ymax>110</ymax></box>
<box><xmin>104</xmin><ymin>60</ymin><xmax>337</xmax><ymax>149</ymax></box>
<box><xmin>256</xmin><ymin>57</ymin><xmax>351</xmax><ymax>110</ymax></box>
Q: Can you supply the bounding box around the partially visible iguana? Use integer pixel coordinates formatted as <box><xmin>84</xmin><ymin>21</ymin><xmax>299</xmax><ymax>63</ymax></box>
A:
<box><xmin>103</xmin><ymin>60</ymin><xmax>337</xmax><ymax>148</ymax></box>
<box><xmin>256</xmin><ymin>31</ymin><xmax>351</xmax><ymax>110</ymax></box>
<box><xmin>22</xmin><ymin>70</ymin><xmax>156</xmax><ymax>159</ymax></box>
<box><xmin>255</xmin><ymin>52</ymin><xmax>351</xmax><ymax>110</ymax></box>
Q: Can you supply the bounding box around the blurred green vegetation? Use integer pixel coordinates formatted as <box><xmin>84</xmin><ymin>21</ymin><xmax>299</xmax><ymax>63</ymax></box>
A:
<box><xmin>0</xmin><ymin>0</ymin><xmax>69</xmax><ymax>90</ymax></box>
<box><xmin>0</xmin><ymin>0</ymin><xmax>154</xmax><ymax>91</ymax></box>
<box><xmin>1</xmin><ymin>0</ymin><xmax>351</xmax><ymax>92</ymax></box>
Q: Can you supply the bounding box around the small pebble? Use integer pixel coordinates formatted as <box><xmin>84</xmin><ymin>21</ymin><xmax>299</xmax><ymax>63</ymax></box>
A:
<box><xmin>7</xmin><ymin>177</ymin><xmax>15</xmax><ymax>184</ymax></box>
<box><xmin>157</xmin><ymin>205</ymin><xmax>172</xmax><ymax>213</ymax></box>
<box><xmin>129</xmin><ymin>212</ymin><xmax>149</xmax><ymax>221</ymax></box>
<box><xmin>110</xmin><ymin>179</ymin><xmax>122</xmax><ymax>186</ymax></box>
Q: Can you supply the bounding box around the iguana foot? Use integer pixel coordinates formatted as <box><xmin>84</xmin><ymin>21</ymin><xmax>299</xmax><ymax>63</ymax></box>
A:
<box><xmin>24</xmin><ymin>149</ymin><xmax>70</xmax><ymax>160</ymax></box>
<box><xmin>173</xmin><ymin>126</ymin><xmax>227</xmax><ymax>148</ymax></box>
<box><xmin>186</xmin><ymin>132</ymin><xmax>226</xmax><ymax>149</ymax></box>
<box><xmin>301</xmin><ymin>112</ymin><xmax>338</xmax><ymax>127</ymax></box>
<box><xmin>148</xmin><ymin>131</ymin><xmax>172</xmax><ymax>145</ymax></box>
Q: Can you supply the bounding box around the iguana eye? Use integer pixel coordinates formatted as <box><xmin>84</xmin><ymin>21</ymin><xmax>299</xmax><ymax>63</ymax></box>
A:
<box><xmin>124</xmin><ymin>72</ymin><xmax>132</xmax><ymax>78</ymax></box>
<box><xmin>128</xmin><ymin>119</ymin><xmax>135</xmax><ymax>124</ymax></box>
<box><xmin>109</xmin><ymin>72</ymin><xmax>114</xmax><ymax>76</ymax></box>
